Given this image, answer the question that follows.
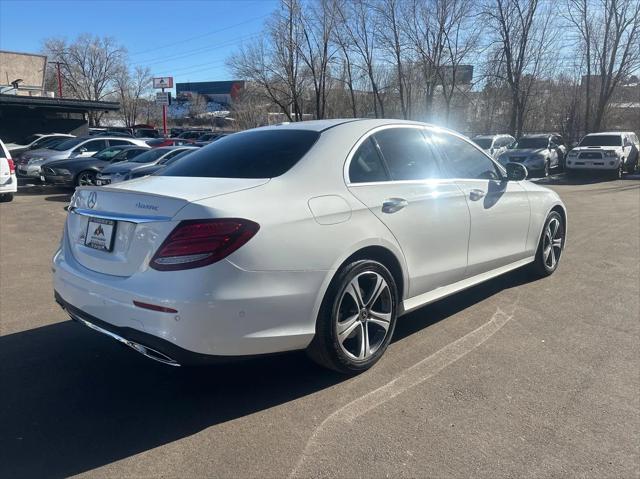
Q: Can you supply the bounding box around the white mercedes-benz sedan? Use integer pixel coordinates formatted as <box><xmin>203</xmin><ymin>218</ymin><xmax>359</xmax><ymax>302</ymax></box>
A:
<box><xmin>53</xmin><ymin>119</ymin><xmax>567</xmax><ymax>373</ymax></box>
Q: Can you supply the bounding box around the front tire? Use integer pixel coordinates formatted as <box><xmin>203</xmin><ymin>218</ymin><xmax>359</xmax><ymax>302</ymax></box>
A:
<box><xmin>0</xmin><ymin>193</ymin><xmax>14</xmax><ymax>202</ymax></box>
<box><xmin>75</xmin><ymin>170</ymin><xmax>97</xmax><ymax>187</ymax></box>
<box><xmin>307</xmin><ymin>260</ymin><xmax>398</xmax><ymax>374</ymax></box>
<box><xmin>529</xmin><ymin>211</ymin><xmax>565</xmax><ymax>278</ymax></box>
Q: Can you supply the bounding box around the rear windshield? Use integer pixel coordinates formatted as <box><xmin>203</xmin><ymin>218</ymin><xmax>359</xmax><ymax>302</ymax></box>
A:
<box><xmin>473</xmin><ymin>138</ymin><xmax>492</xmax><ymax>149</ymax></box>
<box><xmin>513</xmin><ymin>138</ymin><xmax>548</xmax><ymax>149</ymax></box>
<box><xmin>130</xmin><ymin>148</ymin><xmax>171</xmax><ymax>163</ymax></box>
<box><xmin>161</xmin><ymin>129</ymin><xmax>320</xmax><ymax>179</ymax></box>
<box><xmin>579</xmin><ymin>135</ymin><xmax>622</xmax><ymax>147</ymax></box>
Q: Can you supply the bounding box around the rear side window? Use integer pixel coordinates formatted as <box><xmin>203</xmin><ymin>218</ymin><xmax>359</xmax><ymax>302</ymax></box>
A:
<box><xmin>109</xmin><ymin>139</ymin><xmax>134</xmax><ymax>147</ymax></box>
<box><xmin>162</xmin><ymin>130</ymin><xmax>320</xmax><ymax>179</ymax></box>
<box><xmin>373</xmin><ymin>128</ymin><xmax>442</xmax><ymax>181</ymax></box>
<box><xmin>80</xmin><ymin>140</ymin><xmax>108</xmax><ymax>152</ymax></box>
<box><xmin>435</xmin><ymin>132</ymin><xmax>500</xmax><ymax>180</ymax></box>
<box><xmin>349</xmin><ymin>138</ymin><xmax>389</xmax><ymax>183</ymax></box>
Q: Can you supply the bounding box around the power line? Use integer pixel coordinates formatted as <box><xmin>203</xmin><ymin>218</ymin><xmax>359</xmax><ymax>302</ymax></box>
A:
<box><xmin>131</xmin><ymin>33</ymin><xmax>259</xmax><ymax>68</ymax></box>
<box><xmin>129</xmin><ymin>13</ymin><xmax>268</xmax><ymax>57</ymax></box>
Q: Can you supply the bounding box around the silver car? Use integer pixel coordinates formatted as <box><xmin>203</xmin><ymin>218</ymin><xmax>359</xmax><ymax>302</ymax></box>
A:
<box><xmin>18</xmin><ymin>136</ymin><xmax>148</xmax><ymax>179</ymax></box>
<box><xmin>472</xmin><ymin>134</ymin><xmax>515</xmax><ymax>159</ymax></box>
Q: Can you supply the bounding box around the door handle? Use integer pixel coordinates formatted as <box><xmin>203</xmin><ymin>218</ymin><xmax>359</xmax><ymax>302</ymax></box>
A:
<box><xmin>469</xmin><ymin>189</ymin><xmax>486</xmax><ymax>201</ymax></box>
<box><xmin>382</xmin><ymin>198</ymin><xmax>408</xmax><ymax>214</ymax></box>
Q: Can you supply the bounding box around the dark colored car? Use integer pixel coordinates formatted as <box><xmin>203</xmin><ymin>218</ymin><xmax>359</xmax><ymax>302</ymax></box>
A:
<box><xmin>177</xmin><ymin>130</ymin><xmax>209</xmax><ymax>140</ymax></box>
<box><xmin>129</xmin><ymin>149</ymin><xmax>197</xmax><ymax>179</ymax></box>
<box><xmin>194</xmin><ymin>132</ymin><xmax>230</xmax><ymax>146</ymax></box>
<box><xmin>146</xmin><ymin>137</ymin><xmax>197</xmax><ymax>148</ymax></box>
<box><xmin>97</xmin><ymin>146</ymin><xmax>199</xmax><ymax>185</ymax></box>
<box><xmin>42</xmin><ymin>145</ymin><xmax>150</xmax><ymax>187</ymax></box>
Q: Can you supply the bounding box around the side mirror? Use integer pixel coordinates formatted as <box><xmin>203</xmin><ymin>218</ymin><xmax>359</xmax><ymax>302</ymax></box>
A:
<box><xmin>505</xmin><ymin>162</ymin><xmax>528</xmax><ymax>181</ymax></box>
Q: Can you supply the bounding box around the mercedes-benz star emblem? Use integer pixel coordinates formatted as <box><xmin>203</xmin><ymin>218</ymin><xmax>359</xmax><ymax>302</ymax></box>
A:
<box><xmin>87</xmin><ymin>191</ymin><xmax>97</xmax><ymax>209</ymax></box>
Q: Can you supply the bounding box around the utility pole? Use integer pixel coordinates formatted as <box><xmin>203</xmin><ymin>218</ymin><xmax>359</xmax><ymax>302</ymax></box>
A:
<box><xmin>51</xmin><ymin>61</ymin><xmax>63</xmax><ymax>98</ymax></box>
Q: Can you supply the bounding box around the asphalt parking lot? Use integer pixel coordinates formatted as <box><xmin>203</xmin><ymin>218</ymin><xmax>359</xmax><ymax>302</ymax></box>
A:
<box><xmin>0</xmin><ymin>174</ymin><xmax>638</xmax><ymax>478</ymax></box>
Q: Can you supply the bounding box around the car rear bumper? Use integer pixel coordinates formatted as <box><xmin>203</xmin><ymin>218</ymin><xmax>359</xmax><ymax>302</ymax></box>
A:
<box><xmin>52</xmin><ymin>241</ymin><xmax>325</xmax><ymax>360</ymax></box>
<box><xmin>0</xmin><ymin>174</ymin><xmax>18</xmax><ymax>193</ymax></box>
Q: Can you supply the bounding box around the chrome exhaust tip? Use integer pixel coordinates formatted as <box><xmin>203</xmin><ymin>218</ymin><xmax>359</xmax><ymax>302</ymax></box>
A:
<box><xmin>70</xmin><ymin>313</ymin><xmax>181</xmax><ymax>367</ymax></box>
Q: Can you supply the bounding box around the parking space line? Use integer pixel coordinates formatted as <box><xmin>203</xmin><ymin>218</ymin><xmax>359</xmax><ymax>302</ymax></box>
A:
<box><xmin>290</xmin><ymin>302</ymin><xmax>518</xmax><ymax>477</ymax></box>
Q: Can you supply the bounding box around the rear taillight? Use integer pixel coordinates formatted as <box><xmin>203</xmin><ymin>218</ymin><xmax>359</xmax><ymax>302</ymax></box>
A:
<box><xmin>150</xmin><ymin>218</ymin><xmax>260</xmax><ymax>271</ymax></box>
<box><xmin>7</xmin><ymin>159</ymin><xmax>15</xmax><ymax>174</ymax></box>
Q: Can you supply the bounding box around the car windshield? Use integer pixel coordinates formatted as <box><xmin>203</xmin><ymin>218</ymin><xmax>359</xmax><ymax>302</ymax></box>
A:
<box><xmin>161</xmin><ymin>129</ymin><xmax>320</xmax><ymax>179</ymax></box>
<box><xmin>93</xmin><ymin>147</ymin><xmax>124</xmax><ymax>160</ymax></box>
<box><xmin>513</xmin><ymin>138</ymin><xmax>548</xmax><ymax>149</ymax></box>
<box><xmin>473</xmin><ymin>139</ymin><xmax>492</xmax><ymax>149</ymax></box>
<box><xmin>53</xmin><ymin>138</ymin><xmax>85</xmax><ymax>151</ymax></box>
<box><xmin>159</xmin><ymin>149</ymin><xmax>194</xmax><ymax>165</ymax></box>
<box><xmin>579</xmin><ymin>135</ymin><xmax>622</xmax><ymax>147</ymax></box>
<box><xmin>129</xmin><ymin>148</ymin><xmax>170</xmax><ymax>163</ymax></box>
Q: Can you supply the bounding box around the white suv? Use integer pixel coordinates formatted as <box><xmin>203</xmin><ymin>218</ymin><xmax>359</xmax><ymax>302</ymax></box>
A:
<box><xmin>0</xmin><ymin>139</ymin><xmax>17</xmax><ymax>202</ymax></box>
<box><xmin>566</xmin><ymin>131</ymin><xmax>639</xmax><ymax>178</ymax></box>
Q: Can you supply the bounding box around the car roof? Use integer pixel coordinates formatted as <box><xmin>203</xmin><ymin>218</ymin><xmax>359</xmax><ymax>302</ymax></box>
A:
<box><xmin>520</xmin><ymin>133</ymin><xmax>553</xmax><ymax>138</ymax></box>
<box><xmin>585</xmin><ymin>131</ymin><xmax>627</xmax><ymax>136</ymax></box>
<box><xmin>473</xmin><ymin>134</ymin><xmax>511</xmax><ymax>139</ymax></box>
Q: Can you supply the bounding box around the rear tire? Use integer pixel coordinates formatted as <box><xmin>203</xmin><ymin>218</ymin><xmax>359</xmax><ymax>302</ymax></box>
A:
<box><xmin>529</xmin><ymin>211</ymin><xmax>565</xmax><ymax>278</ymax></box>
<box><xmin>307</xmin><ymin>260</ymin><xmax>398</xmax><ymax>374</ymax></box>
<box><xmin>0</xmin><ymin>193</ymin><xmax>14</xmax><ymax>202</ymax></box>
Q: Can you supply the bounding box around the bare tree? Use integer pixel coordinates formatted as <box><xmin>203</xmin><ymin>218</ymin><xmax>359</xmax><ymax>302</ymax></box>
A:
<box><xmin>228</xmin><ymin>0</ymin><xmax>306</xmax><ymax>121</ymax></box>
<box><xmin>566</xmin><ymin>0</ymin><xmax>640</xmax><ymax>132</ymax></box>
<box><xmin>188</xmin><ymin>93</ymin><xmax>208</xmax><ymax>118</ymax></box>
<box><xmin>375</xmin><ymin>0</ymin><xmax>409</xmax><ymax>118</ymax></box>
<box><xmin>438</xmin><ymin>0</ymin><xmax>482</xmax><ymax>124</ymax></box>
<box><xmin>43</xmin><ymin>34</ymin><xmax>126</xmax><ymax>126</ymax></box>
<box><xmin>115</xmin><ymin>66</ymin><xmax>152</xmax><ymax>127</ymax></box>
<box><xmin>337</xmin><ymin>0</ymin><xmax>385</xmax><ymax>117</ymax></box>
<box><xmin>483</xmin><ymin>0</ymin><xmax>557</xmax><ymax>137</ymax></box>
<box><xmin>299</xmin><ymin>0</ymin><xmax>339</xmax><ymax>119</ymax></box>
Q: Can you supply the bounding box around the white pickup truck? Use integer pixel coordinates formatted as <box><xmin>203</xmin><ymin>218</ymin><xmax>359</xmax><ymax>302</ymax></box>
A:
<box><xmin>566</xmin><ymin>131</ymin><xmax>639</xmax><ymax>178</ymax></box>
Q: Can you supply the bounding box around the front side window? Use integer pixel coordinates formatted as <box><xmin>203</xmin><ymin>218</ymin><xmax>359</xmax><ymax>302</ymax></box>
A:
<box><xmin>77</xmin><ymin>140</ymin><xmax>107</xmax><ymax>153</ymax></box>
<box><xmin>348</xmin><ymin>138</ymin><xmax>389</xmax><ymax>183</ymax></box>
<box><xmin>373</xmin><ymin>128</ymin><xmax>442</xmax><ymax>181</ymax></box>
<box><xmin>473</xmin><ymin>138</ymin><xmax>493</xmax><ymax>149</ymax></box>
<box><xmin>162</xmin><ymin>130</ymin><xmax>320</xmax><ymax>179</ymax></box>
<box><xmin>435</xmin><ymin>132</ymin><xmax>501</xmax><ymax>180</ymax></box>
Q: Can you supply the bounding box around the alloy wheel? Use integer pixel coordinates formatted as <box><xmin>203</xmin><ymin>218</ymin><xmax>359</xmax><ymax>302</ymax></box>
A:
<box><xmin>336</xmin><ymin>271</ymin><xmax>393</xmax><ymax>360</ymax></box>
<box><xmin>543</xmin><ymin>217</ymin><xmax>563</xmax><ymax>269</ymax></box>
<box><xmin>77</xmin><ymin>172</ymin><xmax>96</xmax><ymax>186</ymax></box>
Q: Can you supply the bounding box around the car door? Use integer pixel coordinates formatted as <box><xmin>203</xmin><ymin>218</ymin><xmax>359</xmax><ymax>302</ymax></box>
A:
<box><xmin>433</xmin><ymin>130</ymin><xmax>531</xmax><ymax>278</ymax></box>
<box><xmin>346</xmin><ymin>126</ymin><xmax>470</xmax><ymax>298</ymax></box>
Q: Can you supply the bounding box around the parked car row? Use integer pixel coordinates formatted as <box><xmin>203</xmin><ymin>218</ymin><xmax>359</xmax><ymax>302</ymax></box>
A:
<box><xmin>472</xmin><ymin>131</ymin><xmax>639</xmax><ymax>178</ymax></box>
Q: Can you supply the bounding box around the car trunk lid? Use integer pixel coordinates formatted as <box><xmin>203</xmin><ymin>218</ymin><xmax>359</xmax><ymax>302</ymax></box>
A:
<box><xmin>66</xmin><ymin>177</ymin><xmax>269</xmax><ymax>276</ymax></box>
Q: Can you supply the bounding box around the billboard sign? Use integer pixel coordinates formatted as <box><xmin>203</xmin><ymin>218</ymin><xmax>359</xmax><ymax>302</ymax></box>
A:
<box><xmin>153</xmin><ymin>77</ymin><xmax>173</xmax><ymax>89</ymax></box>
<box><xmin>0</xmin><ymin>50</ymin><xmax>47</xmax><ymax>89</ymax></box>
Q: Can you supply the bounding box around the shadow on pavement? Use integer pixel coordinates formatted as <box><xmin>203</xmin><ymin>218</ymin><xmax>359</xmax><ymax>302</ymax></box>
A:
<box><xmin>0</xmin><ymin>268</ymin><xmax>532</xmax><ymax>477</ymax></box>
<box><xmin>44</xmin><ymin>194</ymin><xmax>73</xmax><ymax>203</ymax></box>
